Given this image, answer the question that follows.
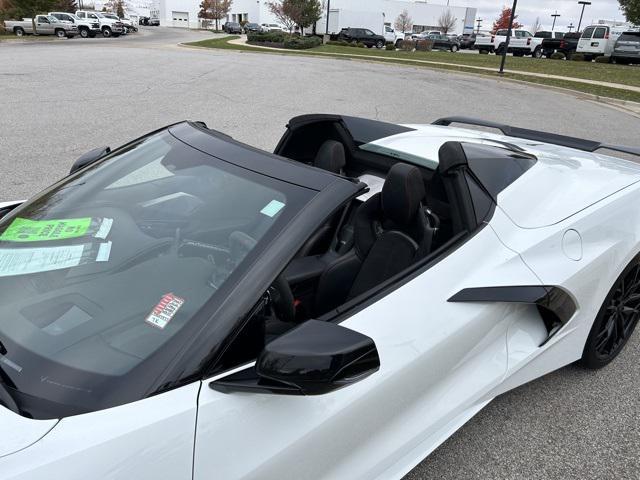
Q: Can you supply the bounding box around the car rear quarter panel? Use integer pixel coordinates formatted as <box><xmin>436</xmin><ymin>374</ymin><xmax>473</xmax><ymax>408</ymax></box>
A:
<box><xmin>488</xmin><ymin>181</ymin><xmax>640</xmax><ymax>392</ymax></box>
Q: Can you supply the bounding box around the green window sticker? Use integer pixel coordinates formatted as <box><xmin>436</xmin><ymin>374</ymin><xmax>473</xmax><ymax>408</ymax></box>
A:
<box><xmin>0</xmin><ymin>218</ymin><xmax>92</xmax><ymax>242</ymax></box>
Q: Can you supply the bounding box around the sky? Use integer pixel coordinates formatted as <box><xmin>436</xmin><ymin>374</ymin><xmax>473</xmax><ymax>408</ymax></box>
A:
<box><xmin>456</xmin><ymin>0</ymin><xmax>627</xmax><ymax>31</ymax></box>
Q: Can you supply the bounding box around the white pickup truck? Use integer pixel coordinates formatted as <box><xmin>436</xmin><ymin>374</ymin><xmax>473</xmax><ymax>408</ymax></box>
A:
<box><xmin>475</xmin><ymin>28</ymin><xmax>533</xmax><ymax>55</ymax></box>
<box><xmin>509</xmin><ymin>30</ymin><xmax>565</xmax><ymax>57</ymax></box>
<box><xmin>383</xmin><ymin>25</ymin><xmax>407</xmax><ymax>46</ymax></box>
<box><xmin>75</xmin><ymin>10</ymin><xmax>124</xmax><ymax>38</ymax></box>
<box><xmin>49</xmin><ymin>12</ymin><xmax>101</xmax><ymax>38</ymax></box>
<box><xmin>4</xmin><ymin>15</ymin><xmax>78</xmax><ymax>38</ymax></box>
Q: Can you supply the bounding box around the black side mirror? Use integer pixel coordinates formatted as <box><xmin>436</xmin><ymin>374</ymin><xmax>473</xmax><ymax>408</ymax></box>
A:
<box><xmin>70</xmin><ymin>146</ymin><xmax>110</xmax><ymax>175</ymax></box>
<box><xmin>211</xmin><ymin>320</ymin><xmax>380</xmax><ymax>395</ymax></box>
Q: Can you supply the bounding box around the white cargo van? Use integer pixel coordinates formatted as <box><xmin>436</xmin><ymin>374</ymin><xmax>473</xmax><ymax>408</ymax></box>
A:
<box><xmin>577</xmin><ymin>25</ymin><xmax>626</xmax><ymax>59</ymax></box>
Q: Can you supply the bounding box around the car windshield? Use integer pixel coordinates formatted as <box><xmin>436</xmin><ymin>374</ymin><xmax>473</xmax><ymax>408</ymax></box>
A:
<box><xmin>0</xmin><ymin>129</ymin><xmax>314</xmax><ymax>417</ymax></box>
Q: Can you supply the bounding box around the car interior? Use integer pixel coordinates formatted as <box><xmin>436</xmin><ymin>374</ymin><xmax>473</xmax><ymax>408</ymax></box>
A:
<box><xmin>219</xmin><ymin>116</ymin><xmax>494</xmax><ymax>369</ymax></box>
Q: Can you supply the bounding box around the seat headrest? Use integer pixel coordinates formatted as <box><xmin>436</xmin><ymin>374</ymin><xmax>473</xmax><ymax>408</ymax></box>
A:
<box><xmin>314</xmin><ymin>140</ymin><xmax>346</xmax><ymax>174</ymax></box>
<box><xmin>381</xmin><ymin>163</ymin><xmax>426</xmax><ymax>227</ymax></box>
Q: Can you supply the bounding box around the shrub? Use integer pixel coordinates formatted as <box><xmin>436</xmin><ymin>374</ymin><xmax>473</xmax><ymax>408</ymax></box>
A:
<box><xmin>415</xmin><ymin>39</ymin><xmax>434</xmax><ymax>52</ymax></box>
<box><xmin>399</xmin><ymin>39</ymin><xmax>415</xmax><ymax>51</ymax></box>
<box><xmin>385</xmin><ymin>43</ymin><xmax>395</xmax><ymax>51</ymax></box>
<box><xmin>247</xmin><ymin>32</ymin><xmax>287</xmax><ymax>43</ymax></box>
<box><xmin>571</xmin><ymin>53</ymin><xmax>585</xmax><ymax>61</ymax></box>
<box><xmin>595</xmin><ymin>55</ymin><xmax>611</xmax><ymax>64</ymax></box>
<box><xmin>283</xmin><ymin>35</ymin><xmax>322</xmax><ymax>50</ymax></box>
<box><xmin>550</xmin><ymin>52</ymin><xmax>565</xmax><ymax>60</ymax></box>
<box><xmin>326</xmin><ymin>40</ymin><xmax>350</xmax><ymax>46</ymax></box>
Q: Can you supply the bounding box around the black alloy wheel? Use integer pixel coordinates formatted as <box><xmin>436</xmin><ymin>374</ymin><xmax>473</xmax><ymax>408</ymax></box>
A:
<box><xmin>582</xmin><ymin>259</ymin><xmax>640</xmax><ymax>368</ymax></box>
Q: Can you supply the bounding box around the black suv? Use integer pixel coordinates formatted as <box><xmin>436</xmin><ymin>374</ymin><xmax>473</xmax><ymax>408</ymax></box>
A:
<box><xmin>338</xmin><ymin>28</ymin><xmax>385</xmax><ymax>48</ymax></box>
<box><xmin>223</xmin><ymin>22</ymin><xmax>243</xmax><ymax>34</ymax></box>
<box><xmin>243</xmin><ymin>22</ymin><xmax>261</xmax><ymax>34</ymax></box>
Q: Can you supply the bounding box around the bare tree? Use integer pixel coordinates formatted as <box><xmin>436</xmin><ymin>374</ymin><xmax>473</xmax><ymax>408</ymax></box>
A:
<box><xmin>267</xmin><ymin>0</ymin><xmax>298</xmax><ymax>33</ymax></box>
<box><xmin>531</xmin><ymin>17</ymin><xmax>542</xmax><ymax>34</ymax></box>
<box><xmin>437</xmin><ymin>9</ymin><xmax>457</xmax><ymax>34</ymax></box>
<box><xmin>394</xmin><ymin>9</ymin><xmax>412</xmax><ymax>33</ymax></box>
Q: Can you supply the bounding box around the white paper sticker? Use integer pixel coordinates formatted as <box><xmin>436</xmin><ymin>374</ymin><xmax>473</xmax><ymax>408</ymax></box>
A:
<box><xmin>94</xmin><ymin>218</ymin><xmax>113</xmax><ymax>240</ymax></box>
<box><xmin>96</xmin><ymin>241</ymin><xmax>112</xmax><ymax>262</ymax></box>
<box><xmin>260</xmin><ymin>200</ymin><xmax>285</xmax><ymax>218</ymax></box>
<box><xmin>0</xmin><ymin>245</ymin><xmax>85</xmax><ymax>277</ymax></box>
<box><xmin>145</xmin><ymin>293</ymin><xmax>185</xmax><ymax>329</ymax></box>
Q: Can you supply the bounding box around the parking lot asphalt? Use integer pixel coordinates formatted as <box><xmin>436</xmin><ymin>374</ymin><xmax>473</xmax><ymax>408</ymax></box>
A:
<box><xmin>1</xmin><ymin>26</ymin><xmax>639</xmax><ymax>480</ymax></box>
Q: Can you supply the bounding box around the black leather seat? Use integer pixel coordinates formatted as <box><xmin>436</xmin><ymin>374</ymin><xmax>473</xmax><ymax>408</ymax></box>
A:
<box><xmin>314</xmin><ymin>140</ymin><xmax>346</xmax><ymax>174</ymax></box>
<box><xmin>314</xmin><ymin>162</ymin><xmax>436</xmax><ymax>315</ymax></box>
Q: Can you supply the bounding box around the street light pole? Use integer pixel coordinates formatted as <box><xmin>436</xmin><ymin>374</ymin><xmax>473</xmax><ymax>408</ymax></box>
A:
<box><xmin>325</xmin><ymin>0</ymin><xmax>331</xmax><ymax>34</ymax></box>
<box><xmin>476</xmin><ymin>18</ymin><xmax>482</xmax><ymax>33</ymax></box>
<box><xmin>551</xmin><ymin>12</ymin><xmax>560</xmax><ymax>31</ymax></box>
<box><xmin>577</xmin><ymin>1</ymin><xmax>591</xmax><ymax>32</ymax></box>
<box><xmin>568</xmin><ymin>23</ymin><xmax>574</xmax><ymax>32</ymax></box>
<box><xmin>499</xmin><ymin>0</ymin><xmax>518</xmax><ymax>75</ymax></box>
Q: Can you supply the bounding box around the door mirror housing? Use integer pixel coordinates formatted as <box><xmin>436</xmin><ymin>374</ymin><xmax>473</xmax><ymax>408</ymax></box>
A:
<box><xmin>210</xmin><ymin>320</ymin><xmax>380</xmax><ymax>395</ymax></box>
<box><xmin>70</xmin><ymin>146</ymin><xmax>110</xmax><ymax>174</ymax></box>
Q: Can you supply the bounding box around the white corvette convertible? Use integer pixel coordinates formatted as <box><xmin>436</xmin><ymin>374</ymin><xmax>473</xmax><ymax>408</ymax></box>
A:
<box><xmin>1</xmin><ymin>115</ymin><xmax>639</xmax><ymax>479</ymax></box>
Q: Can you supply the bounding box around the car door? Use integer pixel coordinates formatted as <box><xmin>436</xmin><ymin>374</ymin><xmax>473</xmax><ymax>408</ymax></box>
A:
<box><xmin>193</xmin><ymin>224</ymin><xmax>544</xmax><ymax>480</ymax></box>
<box><xmin>578</xmin><ymin>26</ymin><xmax>595</xmax><ymax>53</ymax></box>
<box><xmin>36</xmin><ymin>16</ymin><xmax>52</xmax><ymax>34</ymax></box>
<box><xmin>590</xmin><ymin>26</ymin><xmax>608</xmax><ymax>54</ymax></box>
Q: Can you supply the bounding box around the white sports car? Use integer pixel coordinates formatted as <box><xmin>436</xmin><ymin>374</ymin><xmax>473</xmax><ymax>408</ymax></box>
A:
<box><xmin>1</xmin><ymin>115</ymin><xmax>639</xmax><ymax>479</ymax></box>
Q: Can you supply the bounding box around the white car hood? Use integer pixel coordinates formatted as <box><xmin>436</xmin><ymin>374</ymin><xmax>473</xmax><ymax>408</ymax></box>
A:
<box><xmin>0</xmin><ymin>406</ymin><xmax>58</xmax><ymax>458</ymax></box>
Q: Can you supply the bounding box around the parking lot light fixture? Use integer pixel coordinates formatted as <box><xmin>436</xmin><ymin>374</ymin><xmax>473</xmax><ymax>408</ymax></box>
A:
<box><xmin>577</xmin><ymin>1</ymin><xmax>591</xmax><ymax>32</ymax></box>
<box><xmin>551</xmin><ymin>12</ymin><xmax>560</xmax><ymax>31</ymax></box>
<box><xmin>499</xmin><ymin>0</ymin><xmax>518</xmax><ymax>75</ymax></box>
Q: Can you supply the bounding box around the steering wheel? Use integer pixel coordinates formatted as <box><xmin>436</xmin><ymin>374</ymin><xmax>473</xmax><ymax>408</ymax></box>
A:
<box><xmin>269</xmin><ymin>275</ymin><xmax>296</xmax><ymax>323</ymax></box>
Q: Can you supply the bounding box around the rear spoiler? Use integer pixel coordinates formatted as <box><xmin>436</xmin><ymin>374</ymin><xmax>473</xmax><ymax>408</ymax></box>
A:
<box><xmin>432</xmin><ymin>116</ymin><xmax>640</xmax><ymax>157</ymax></box>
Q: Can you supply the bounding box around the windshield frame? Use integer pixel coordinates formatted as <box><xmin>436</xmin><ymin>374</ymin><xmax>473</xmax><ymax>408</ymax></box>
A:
<box><xmin>0</xmin><ymin>124</ymin><xmax>361</xmax><ymax>419</ymax></box>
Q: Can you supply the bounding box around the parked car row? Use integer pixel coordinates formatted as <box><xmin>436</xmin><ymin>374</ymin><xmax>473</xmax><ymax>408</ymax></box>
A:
<box><xmin>473</xmin><ymin>25</ymin><xmax>639</xmax><ymax>64</ymax></box>
<box><xmin>221</xmin><ymin>21</ymin><xmax>290</xmax><ymax>34</ymax></box>
<box><xmin>3</xmin><ymin>10</ymin><xmax>139</xmax><ymax>39</ymax></box>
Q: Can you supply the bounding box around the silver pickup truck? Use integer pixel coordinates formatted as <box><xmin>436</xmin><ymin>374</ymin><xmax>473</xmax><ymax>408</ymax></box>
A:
<box><xmin>4</xmin><ymin>15</ymin><xmax>78</xmax><ymax>38</ymax></box>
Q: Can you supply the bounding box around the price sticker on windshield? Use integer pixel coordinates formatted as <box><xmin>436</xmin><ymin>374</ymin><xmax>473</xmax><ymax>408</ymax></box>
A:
<box><xmin>145</xmin><ymin>293</ymin><xmax>185</xmax><ymax>330</ymax></box>
<box><xmin>0</xmin><ymin>217</ymin><xmax>113</xmax><ymax>242</ymax></box>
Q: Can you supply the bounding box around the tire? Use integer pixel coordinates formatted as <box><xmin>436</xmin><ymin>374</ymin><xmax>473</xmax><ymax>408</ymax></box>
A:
<box><xmin>581</xmin><ymin>257</ymin><xmax>640</xmax><ymax>369</ymax></box>
<box><xmin>79</xmin><ymin>28</ymin><xmax>89</xmax><ymax>38</ymax></box>
<box><xmin>450</xmin><ymin>45</ymin><xmax>458</xmax><ymax>52</ymax></box>
<box><xmin>14</xmin><ymin>27</ymin><xmax>24</xmax><ymax>37</ymax></box>
<box><xmin>533</xmin><ymin>47</ymin><xmax>543</xmax><ymax>59</ymax></box>
<box><xmin>375</xmin><ymin>40</ymin><xmax>384</xmax><ymax>49</ymax></box>
<box><xmin>102</xmin><ymin>27</ymin><xmax>112</xmax><ymax>38</ymax></box>
<box><xmin>55</xmin><ymin>29</ymin><xmax>66</xmax><ymax>38</ymax></box>
<box><xmin>495</xmin><ymin>44</ymin><xmax>505</xmax><ymax>55</ymax></box>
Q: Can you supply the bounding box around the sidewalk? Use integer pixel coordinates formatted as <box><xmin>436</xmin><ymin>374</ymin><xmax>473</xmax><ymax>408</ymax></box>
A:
<box><xmin>227</xmin><ymin>37</ymin><xmax>640</xmax><ymax>94</ymax></box>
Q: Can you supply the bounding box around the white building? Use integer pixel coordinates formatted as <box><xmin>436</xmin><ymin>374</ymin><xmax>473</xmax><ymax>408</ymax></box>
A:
<box><xmin>159</xmin><ymin>0</ymin><xmax>476</xmax><ymax>35</ymax></box>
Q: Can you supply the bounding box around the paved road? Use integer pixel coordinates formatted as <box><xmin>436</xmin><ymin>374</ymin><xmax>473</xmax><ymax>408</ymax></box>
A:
<box><xmin>1</xmin><ymin>27</ymin><xmax>639</xmax><ymax>479</ymax></box>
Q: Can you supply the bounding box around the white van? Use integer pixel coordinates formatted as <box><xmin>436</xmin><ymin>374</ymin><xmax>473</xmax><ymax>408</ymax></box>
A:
<box><xmin>577</xmin><ymin>24</ymin><xmax>626</xmax><ymax>59</ymax></box>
